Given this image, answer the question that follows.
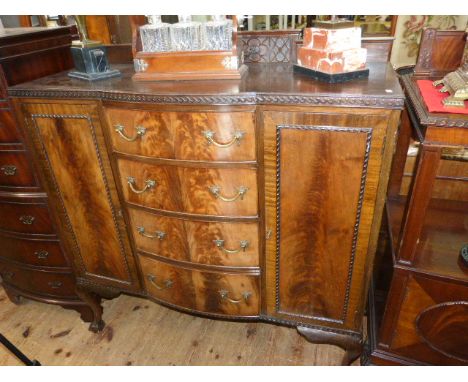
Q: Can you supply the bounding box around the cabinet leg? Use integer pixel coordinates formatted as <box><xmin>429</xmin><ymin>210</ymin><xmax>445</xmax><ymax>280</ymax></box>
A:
<box><xmin>3</xmin><ymin>284</ymin><xmax>21</xmax><ymax>305</ymax></box>
<box><xmin>75</xmin><ymin>288</ymin><xmax>105</xmax><ymax>333</ymax></box>
<box><xmin>297</xmin><ymin>326</ymin><xmax>363</xmax><ymax>365</ymax></box>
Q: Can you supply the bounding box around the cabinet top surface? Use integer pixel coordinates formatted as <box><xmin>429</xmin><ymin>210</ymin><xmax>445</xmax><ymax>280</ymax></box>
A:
<box><xmin>0</xmin><ymin>26</ymin><xmax>71</xmax><ymax>42</ymax></box>
<box><xmin>8</xmin><ymin>63</ymin><xmax>404</xmax><ymax>108</ymax></box>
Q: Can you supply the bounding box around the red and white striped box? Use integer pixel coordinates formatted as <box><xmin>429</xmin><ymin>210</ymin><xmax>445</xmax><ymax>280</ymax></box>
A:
<box><xmin>297</xmin><ymin>47</ymin><xmax>367</xmax><ymax>74</ymax></box>
<box><xmin>303</xmin><ymin>27</ymin><xmax>362</xmax><ymax>52</ymax></box>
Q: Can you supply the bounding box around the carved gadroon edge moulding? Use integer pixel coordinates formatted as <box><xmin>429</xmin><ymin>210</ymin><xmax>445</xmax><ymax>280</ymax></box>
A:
<box><xmin>402</xmin><ymin>74</ymin><xmax>468</xmax><ymax>128</ymax></box>
<box><xmin>8</xmin><ymin>88</ymin><xmax>404</xmax><ymax>109</ymax></box>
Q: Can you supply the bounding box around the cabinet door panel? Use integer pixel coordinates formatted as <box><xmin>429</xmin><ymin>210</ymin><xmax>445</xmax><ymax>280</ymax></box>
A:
<box><xmin>263</xmin><ymin>109</ymin><xmax>389</xmax><ymax>330</ymax></box>
<box><xmin>20</xmin><ymin>101</ymin><xmax>139</xmax><ymax>290</ymax></box>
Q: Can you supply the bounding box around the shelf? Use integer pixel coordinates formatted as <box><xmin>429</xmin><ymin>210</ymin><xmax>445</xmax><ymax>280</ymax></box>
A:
<box><xmin>387</xmin><ymin>196</ymin><xmax>468</xmax><ymax>283</ymax></box>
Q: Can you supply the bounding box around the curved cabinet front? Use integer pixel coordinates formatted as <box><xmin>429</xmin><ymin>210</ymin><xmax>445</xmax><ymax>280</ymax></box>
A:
<box><xmin>19</xmin><ymin>101</ymin><xmax>140</xmax><ymax>292</ymax></box>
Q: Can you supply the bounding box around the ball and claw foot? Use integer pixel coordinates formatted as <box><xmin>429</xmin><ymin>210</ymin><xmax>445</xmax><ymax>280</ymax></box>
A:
<box><xmin>89</xmin><ymin>319</ymin><xmax>105</xmax><ymax>333</ymax></box>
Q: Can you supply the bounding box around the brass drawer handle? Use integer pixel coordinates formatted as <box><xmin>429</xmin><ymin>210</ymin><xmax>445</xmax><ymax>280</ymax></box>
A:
<box><xmin>34</xmin><ymin>250</ymin><xmax>49</xmax><ymax>260</ymax></box>
<box><xmin>213</xmin><ymin>239</ymin><xmax>249</xmax><ymax>254</ymax></box>
<box><xmin>147</xmin><ymin>274</ymin><xmax>173</xmax><ymax>290</ymax></box>
<box><xmin>114</xmin><ymin>124</ymin><xmax>147</xmax><ymax>142</ymax></box>
<box><xmin>219</xmin><ymin>290</ymin><xmax>252</xmax><ymax>304</ymax></box>
<box><xmin>137</xmin><ymin>226</ymin><xmax>166</xmax><ymax>240</ymax></box>
<box><xmin>202</xmin><ymin>130</ymin><xmax>245</xmax><ymax>148</ymax></box>
<box><xmin>208</xmin><ymin>185</ymin><xmax>248</xmax><ymax>202</ymax></box>
<box><xmin>1</xmin><ymin>165</ymin><xmax>17</xmax><ymax>176</ymax></box>
<box><xmin>127</xmin><ymin>176</ymin><xmax>156</xmax><ymax>194</ymax></box>
<box><xmin>19</xmin><ymin>215</ymin><xmax>35</xmax><ymax>225</ymax></box>
<box><xmin>48</xmin><ymin>281</ymin><xmax>63</xmax><ymax>289</ymax></box>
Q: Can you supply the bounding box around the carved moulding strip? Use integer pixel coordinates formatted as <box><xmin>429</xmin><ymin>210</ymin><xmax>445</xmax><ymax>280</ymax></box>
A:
<box><xmin>256</xmin><ymin>94</ymin><xmax>404</xmax><ymax>109</ymax></box>
<box><xmin>30</xmin><ymin>113</ymin><xmax>133</xmax><ymax>284</ymax></box>
<box><xmin>401</xmin><ymin>74</ymin><xmax>468</xmax><ymax>128</ymax></box>
<box><xmin>8</xmin><ymin>88</ymin><xmax>404</xmax><ymax>109</ymax></box>
<box><xmin>275</xmin><ymin>124</ymin><xmax>373</xmax><ymax>324</ymax></box>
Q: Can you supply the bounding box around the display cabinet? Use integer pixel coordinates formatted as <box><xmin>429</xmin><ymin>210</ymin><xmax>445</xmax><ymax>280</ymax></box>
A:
<box><xmin>367</xmin><ymin>30</ymin><xmax>468</xmax><ymax>365</ymax></box>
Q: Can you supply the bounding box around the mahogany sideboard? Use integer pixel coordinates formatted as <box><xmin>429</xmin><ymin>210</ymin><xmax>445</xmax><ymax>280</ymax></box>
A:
<box><xmin>0</xmin><ymin>27</ymin><xmax>99</xmax><ymax>325</ymax></box>
<box><xmin>5</xmin><ymin>62</ymin><xmax>404</xmax><ymax>365</ymax></box>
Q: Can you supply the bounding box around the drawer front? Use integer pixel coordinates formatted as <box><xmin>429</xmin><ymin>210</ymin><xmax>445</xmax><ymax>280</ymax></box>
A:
<box><xmin>128</xmin><ymin>208</ymin><xmax>259</xmax><ymax>267</ymax></box>
<box><xmin>139</xmin><ymin>255</ymin><xmax>260</xmax><ymax>316</ymax></box>
<box><xmin>0</xmin><ymin>200</ymin><xmax>55</xmax><ymax>235</ymax></box>
<box><xmin>118</xmin><ymin>159</ymin><xmax>258</xmax><ymax>217</ymax></box>
<box><xmin>0</xmin><ymin>234</ymin><xmax>68</xmax><ymax>268</ymax></box>
<box><xmin>0</xmin><ymin>109</ymin><xmax>22</xmax><ymax>143</ymax></box>
<box><xmin>0</xmin><ymin>261</ymin><xmax>76</xmax><ymax>298</ymax></box>
<box><xmin>0</xmin><ymin>151</ymin><xmax>37</xmax><ymax>188</ymax></box>
<box><xmin>104</xmin><ymin>108</ymin><xmax>256</xmax><ymax>161</ymax></box>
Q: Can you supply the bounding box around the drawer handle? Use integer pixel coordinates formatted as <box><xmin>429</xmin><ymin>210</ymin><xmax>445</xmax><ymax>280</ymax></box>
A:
<box><xmin>48</xmin><ymin>281</ymin><xmax>63</xmax><ymax>289</ymax></box>
<box><xmin>219</xmin><ymin>290</ymin><xmax>252</xmax><ymax>304</ymax></box>
<box><xmin>137</xmin><ymin>226</ymin><xmax>166</xmax><ymax>240</ymax></box>
<box><xmin>114</xmin><ymin>124</ymin><xmax>147</xmax><ymax>142</ymax></box>
<box><xmin>34</xmin><ymin>250</ymin><xmax>49</xmax><ymax>260</ymax></box>
<box><xmin>147</xmin><ymin>274</ymin><xmax>173</xmax><ymax>290</ymax></box>
<box><xmin>202</xmin><ymin>130</ymin><xmax>245</xmax><ymax>148</ymax></box>
<box><xmin>19</xmin><ymin>215</ymin><xmax>35</xmax><ymax>225</ymax></box>
<box><xmin>208</xmin><ymin>185</ymin><xmax>248</xmax><ymax>202</ymax></box>
<box><xmin>127</xmin><ymin>176</ymin><xmax>157</xmax><ymax>194</ymax></box>
<box><xmin>213</xmin><ymin>239</ymin><xmax>249</xmax><ymax>254</ymax></box>
<box><xmin>1</xmin><ymin>165</ymin><xmax>17</xmax><ymax>176</ymax></box>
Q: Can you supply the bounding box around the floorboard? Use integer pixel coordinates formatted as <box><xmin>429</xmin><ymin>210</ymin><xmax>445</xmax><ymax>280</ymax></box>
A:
<box><xmin>0</xmin><ymin>287</ymin><xmax>357</xmax><ymax>366</ymax></box>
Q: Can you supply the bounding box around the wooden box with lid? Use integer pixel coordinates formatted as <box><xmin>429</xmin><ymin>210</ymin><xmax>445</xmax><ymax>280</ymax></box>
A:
<box><xmin>6</xmin><ymin>53</ymin><xmax>403</xmax><ymax>363</ymax></box>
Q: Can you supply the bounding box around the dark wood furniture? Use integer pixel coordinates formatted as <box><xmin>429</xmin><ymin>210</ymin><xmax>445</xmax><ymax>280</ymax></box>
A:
<box><xmin>0</xmin><ymin>27</ymin><xmax>99</xmax><ymax>328</ymax></box>
<box><xmin>8</xmin><ymin>61</ymin><xmax>403</xmax><ymax>365</ymax></box>
<box><xmin>367</xmin><ymin>31</ymin><xmax>468</xmax><ymax>365</ymax></box>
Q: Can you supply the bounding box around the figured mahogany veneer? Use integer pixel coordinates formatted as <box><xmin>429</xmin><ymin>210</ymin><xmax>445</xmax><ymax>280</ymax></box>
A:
<box><xmin>9</xmin><ymin>61</ymin><xmax>403</xmax><ymax>364</ymax></box>
<box><xmin>128</xmin><ymin>208</ymin><xmax>259</xmax><ymax>268</ymax></box>
<box><xmin>19</xmin><ymin>101</ymin><xmax>139</xmax><ymax>291</ymax></box>
<box><xmin>139</xmin><ymin>254</ymin><xmax>260</xmax><ymax>317</ymax></box>
<box><xmin>104</xmin><ymin>108</ymin><xmax>256</xmax><ymax>162</ymax></box>
<box><xmin>118</xmin><ymin>158</ymin><xmax>258</xmax><ymax>217</ymax></box>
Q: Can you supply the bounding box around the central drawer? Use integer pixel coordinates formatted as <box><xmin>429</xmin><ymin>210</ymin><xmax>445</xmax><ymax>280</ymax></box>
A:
<box><xmin>104</xmin><ymin>108</ymin><xmax>256</xmax><ymax>161</ymax></box>
<box><xmin>139</xmin><ymin>254</ymin><xmax>260</xmax><ymax>317</ymax></box>
<box><xmin>128</xmin><ymin>207</ymin><xmax>259</xmax><ymax>267</ymax></box>
<box><xmin>117</xmin><ymin>158</ymin><xmax>258</xmax><ymax>217</ymax></box>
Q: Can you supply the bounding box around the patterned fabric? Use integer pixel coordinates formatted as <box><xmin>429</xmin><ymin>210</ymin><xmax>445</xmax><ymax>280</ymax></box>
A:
<box><xmin>390</xmin><ymin>16</ymin><xmax>468</xmax><ymax>68</ymax></box>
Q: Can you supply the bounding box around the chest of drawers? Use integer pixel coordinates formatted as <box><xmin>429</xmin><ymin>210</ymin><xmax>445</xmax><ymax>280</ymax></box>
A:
<box><xmin>0</xmin><ymin>27</ymin><xmax>100</xmax><ymax>328</ymax></box>
<box><xmin>8</xmin><ymin>62</ymin><xmax>404</xmax><ymax>364</ymax></box>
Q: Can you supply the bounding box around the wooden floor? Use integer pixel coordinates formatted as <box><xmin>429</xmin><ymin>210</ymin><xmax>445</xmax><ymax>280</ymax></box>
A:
<box><xmin>0</xmin><ymin>287</ymin><xmax>357</xmax><ymax>366</ymax></box>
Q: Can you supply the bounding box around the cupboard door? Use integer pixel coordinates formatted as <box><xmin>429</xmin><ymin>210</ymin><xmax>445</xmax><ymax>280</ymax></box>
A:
<box><xmin>19</xmin><ymin>101</ymin><xmax>140</xmax><ymax>291</ymax></box>
<box><xmin>263</xmin><ymin>109</ymin><xmax>390</xmax><ymax>330</ymax></box>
